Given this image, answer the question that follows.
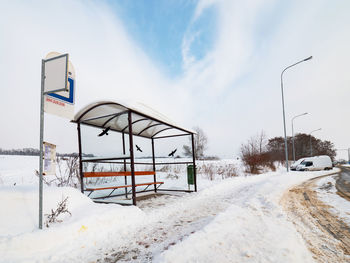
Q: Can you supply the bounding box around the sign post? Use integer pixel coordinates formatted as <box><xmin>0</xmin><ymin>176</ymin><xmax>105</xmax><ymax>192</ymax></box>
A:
<box><xmin>38</xmin><ymin>53</ymin><xmax>73</xmax><ymax>229</ymax></box>
<box><xmin>39</xmin><ymin>59</ymin><xmax>45</xmax><ymax>229</ymax></box>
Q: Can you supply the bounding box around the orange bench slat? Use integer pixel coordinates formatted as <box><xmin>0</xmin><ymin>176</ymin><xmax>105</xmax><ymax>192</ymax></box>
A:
<box><xmin>84</xmin><ymin>171</ymin><xmax>155</xmax><ymax>178</ymax></box>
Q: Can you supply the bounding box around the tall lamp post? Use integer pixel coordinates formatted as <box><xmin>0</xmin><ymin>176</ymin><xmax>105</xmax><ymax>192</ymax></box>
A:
<box><xmin>291</xmin><ymin>112</ymin><xmax>308</xmax><ymax>162</ymax></box>
<box><xmin>309</xmin><ymin>128</ymin><xmax>321</xmax><ymax>156</ymax></box>
<box><xmin>281</xmin><ymin>56</ymin><xmax>313</xmax><ymax>171</ymax></box>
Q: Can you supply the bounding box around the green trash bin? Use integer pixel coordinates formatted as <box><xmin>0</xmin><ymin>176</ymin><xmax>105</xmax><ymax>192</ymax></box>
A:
<box><xmin>187</xmin><ymin>165</ymin><xmax>194</xmax><ymax>185</ymax></box>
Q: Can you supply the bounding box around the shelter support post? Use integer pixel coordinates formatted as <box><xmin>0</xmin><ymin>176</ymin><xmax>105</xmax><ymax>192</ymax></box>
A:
<box><xmin>191</xmin><ymin>134</ymin><xmax>197</xmax><ymax>192</ymax></box>
<box><xmin>77</xmin><ymin>123</ymin><xmax>84</xmax><ymax>193</ymax></box>
<box><xmin>128</xmin><ymin>111</ymin><xmax>137</xmax><ymax>205</ymax></box>
<box><xmin>122</xmin><ymin>132</ymin><xmax>128</xmax><ymax>198</ymax></box>
<box><xmin>151</xmin><ymin>138</ymin><xmax>157</xmax><ymax>193</ymax></box>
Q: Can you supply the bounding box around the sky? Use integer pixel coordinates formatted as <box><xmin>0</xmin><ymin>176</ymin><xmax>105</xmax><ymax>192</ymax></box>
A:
<box><xmin>0</xmin><ymin>0</ymin><xmax>349</xmax><ymax>159</ymax></box>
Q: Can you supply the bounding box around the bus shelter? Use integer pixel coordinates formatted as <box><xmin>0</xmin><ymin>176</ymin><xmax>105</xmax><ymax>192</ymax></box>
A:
<box><xmin>73</xmin><ymin>100</ymin><xmax>197</xmax><ymax>205</ymax></box>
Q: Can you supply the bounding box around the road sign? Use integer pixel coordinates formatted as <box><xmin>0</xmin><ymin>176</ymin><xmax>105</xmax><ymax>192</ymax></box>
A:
<box><xmin>44</xmin><ymin>53</ymin><xmax>68</xmax><ymax>93</ymax></box>
<box><xmin>43</xmin><ymin>141</ymin><xmax>56</xmax><ymax>175</ymax></box>
<box><xmin>44</xmin><ymin>52</ymin><xmax>75</xmax><ymax>120</ymax></box>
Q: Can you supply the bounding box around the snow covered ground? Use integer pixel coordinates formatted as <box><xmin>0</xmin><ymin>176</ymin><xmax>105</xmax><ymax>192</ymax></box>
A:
<box><xmin>0</xmin><ymin>155</ymin><xmax>346</xmax><ymax>262</ymax></box>
<box><xmin>316</xmin><ymin>175</ymin><xmax>350</xmax><ymax>226</ymax></box>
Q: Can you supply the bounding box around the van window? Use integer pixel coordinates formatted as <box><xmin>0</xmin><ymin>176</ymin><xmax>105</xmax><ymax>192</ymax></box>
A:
<box><xmin>305</xmin><ymin>161</ymin><xmax>313</xmax><ymax>167</ymax></box>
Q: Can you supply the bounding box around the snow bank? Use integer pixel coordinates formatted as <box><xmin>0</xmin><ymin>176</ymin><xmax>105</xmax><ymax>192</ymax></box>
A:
<box><xmin>316</xmin><ymin>175</ymin><xmax>350</xmax><ymax>225</ymax></box>
<box><xmin>0</xmin><ymin>184</ymin><xmax>144</xmax><ymax>263</ymax></box>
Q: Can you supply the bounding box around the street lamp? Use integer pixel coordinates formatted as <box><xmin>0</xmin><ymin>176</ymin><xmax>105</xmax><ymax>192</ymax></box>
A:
<box><xmin>281</xmin><ymin>56</ymin><xmax>313</xmax><ymax>171</ymax></box>
<box><xmin>291</xmin><ymin>112</ymin><xmax>308</xmax><ymax>162</ymax></box>
<box><xmin>309</xmin><ymin>128</ymin><xmax>321</xmax><ymax>156</ymax></box>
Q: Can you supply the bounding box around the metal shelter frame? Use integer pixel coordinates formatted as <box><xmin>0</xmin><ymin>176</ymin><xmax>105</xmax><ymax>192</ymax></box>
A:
<box><xmin>73</xmin><ymin>101</ymin><xmax>197</xmax><ymax>205</ymax></box>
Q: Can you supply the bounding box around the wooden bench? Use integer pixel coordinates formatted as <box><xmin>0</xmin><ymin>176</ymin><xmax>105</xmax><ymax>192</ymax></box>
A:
<box><xmin>83</xmin><ymin>171</ymin><xmax>163</xmax><ymax>197</ymax></box>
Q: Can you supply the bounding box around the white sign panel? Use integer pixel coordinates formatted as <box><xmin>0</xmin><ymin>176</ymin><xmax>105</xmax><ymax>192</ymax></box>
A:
<box><xmin>43</xmin><ymin>141</ymin><xmax>56</xmax><ymax>175</ymax></box>
<box><xmin>44</xmin><ymin>52</ymin><xmax>75</xmax><ymax>119</ymax></box>
<box><xmin>44</xmin><ymin>54</ymin><xmax>68</xmax><ymax>93</ymax></box>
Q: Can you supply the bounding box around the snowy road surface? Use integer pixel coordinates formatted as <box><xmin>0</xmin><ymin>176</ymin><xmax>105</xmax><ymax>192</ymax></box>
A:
<box><xmin>0</xmin><ymin>165</ymin><xmax>339</xmax><ymax>263</ymax></box>
<box><xmin>282</xmin><ymin>171</ymin><xmax>350</xmax><ymax>262</ymax></box>
<box><xmin>93</xmin><ymin>171</ymin><xmax>334</xmax><ymax>263</ymax></box>
<box><xmin>336</xmin><ymin>166</ymin><xmax>350</xmax><ymax>200</ymax></box>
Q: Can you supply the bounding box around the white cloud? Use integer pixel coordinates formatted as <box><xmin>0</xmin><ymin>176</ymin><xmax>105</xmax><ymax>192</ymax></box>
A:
<box><xmin>180</xmin><ymin>0</ymin><xmax>269</xmax><ymax>97</ymax></box>
<box><xmin>181</xmin><ymin>30</ymin><xmax>199</xmax><ymax>70</ymax></box>
<box><xmin>0</xmin><ymin>0</ymin><xmax>349</xmax><ymax>159</ymax></box>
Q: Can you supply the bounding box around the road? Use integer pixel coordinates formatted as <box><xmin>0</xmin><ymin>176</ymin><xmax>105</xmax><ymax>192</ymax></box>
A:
<box><xmin>336</xmin><ymin>166</ymin><xmax>350</xmax><ymax>200</ymax></box>
<box><xmin>97</xmin><ymin>173</ymin><xmax>321</xmax><ymax>263</ymax></box>
<box><xmin>97</xmin><ymin>185</ymin><xmax>240</xmax><ymax>262</ymax></box>
<box><xmin>281</xmin><ymin>171</ymin><xmax>350</xmax><ymax>262</ymax></box>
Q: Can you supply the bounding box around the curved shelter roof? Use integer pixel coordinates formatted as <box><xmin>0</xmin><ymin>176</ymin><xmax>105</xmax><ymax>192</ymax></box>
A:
<box><xmin>73</xmin><ymin>100</ymin><xmax>195</xmax><ymax>139</ymax></box>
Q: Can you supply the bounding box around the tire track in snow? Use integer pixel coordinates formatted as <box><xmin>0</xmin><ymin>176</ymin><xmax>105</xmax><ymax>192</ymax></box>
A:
<box><xmin>281</xmin><ymin>174</ymin><xmax>350</xmax><ymax>263</ymax></box>
<box><xmin>99</xmin><ymin>182</ymin><xmax>256</xmax><ymax>262</ymax></box>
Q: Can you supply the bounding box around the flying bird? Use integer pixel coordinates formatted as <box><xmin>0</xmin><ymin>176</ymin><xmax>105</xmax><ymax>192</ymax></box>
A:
<box><xmin>98</xmin><ymin>127</ymin><xmax>110</xmax><ymax>137</ymax></box>
<box><xmin>168</xmin><ymin>148</ymin><xmax>177</xmax><ymax>157</ymax></box>
<box><xmin>136</xmin><ymin>145</ymin><xmax>143</xmax><ymax>152</ymax></box>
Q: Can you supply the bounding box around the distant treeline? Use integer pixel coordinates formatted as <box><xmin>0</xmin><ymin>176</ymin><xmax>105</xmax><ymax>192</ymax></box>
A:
<box><xmin>0</xmin><ymin>148</ymin><xmax>40</xmax><ymax>156</ymax></box>
<box><xmin>240</xmin><ymin>131</ymin><xmax>336</xmax><ymax>174</ymax></box>
<box><xmin>0</xmin><ymin>148</ymin><xmax>94</xmax><ymax>157</ymax></box>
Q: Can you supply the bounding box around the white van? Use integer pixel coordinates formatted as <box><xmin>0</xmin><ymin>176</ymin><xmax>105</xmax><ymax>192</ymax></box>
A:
<box><xmin>296</xmin><ymin>155</ymin><xmax>332</xmax><ymax>171</ymax></box>
<box><xmin>291</xmin><ymin>158</ymin><xmax>306</xmax><ymax>171</ymax></box>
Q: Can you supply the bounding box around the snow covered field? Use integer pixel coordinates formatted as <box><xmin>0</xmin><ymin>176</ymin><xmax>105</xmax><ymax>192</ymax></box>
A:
<box><xmin>0</xmin><ymin>155</ymin><xmax>346</xmax><ymax>262</ymax></box>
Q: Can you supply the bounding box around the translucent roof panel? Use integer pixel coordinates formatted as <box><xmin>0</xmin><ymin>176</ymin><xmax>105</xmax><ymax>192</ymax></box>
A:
<box><xmin>73</xmin><ymin>100</ymin><xmax>195</xmax><ymax>138</ymax></box>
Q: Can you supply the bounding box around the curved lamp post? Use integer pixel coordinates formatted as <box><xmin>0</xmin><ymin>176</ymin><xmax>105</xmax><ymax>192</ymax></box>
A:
<box><xmin>281</xmin><ymin>56</ymin><xmax>312</xmax><ymax>172</ymax></box>
<box><xmin>291</xmin><ymin>112</ymin><xmax>308</xmax><ymax>162</ymax></box>
<box><xmin>309</xmin><ymin>128</ymin><xmax>321</xmax><ymax>156</ymax></box>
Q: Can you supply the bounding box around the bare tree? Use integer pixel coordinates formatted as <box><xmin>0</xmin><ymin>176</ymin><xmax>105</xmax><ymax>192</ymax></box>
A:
<box><xmin>240</xmin><ymin>131</ymin><xmax>273</xmax><ymax>174</ymax></box>
<box><xmin>55</xmin><ymin>156</ymin><xmax>80</xmax><ymax>188</ymax></box>
<box><xmin>183</xmin><ymin>127</ymin><xmax>208</xmax><ymax>159</ymax></box>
